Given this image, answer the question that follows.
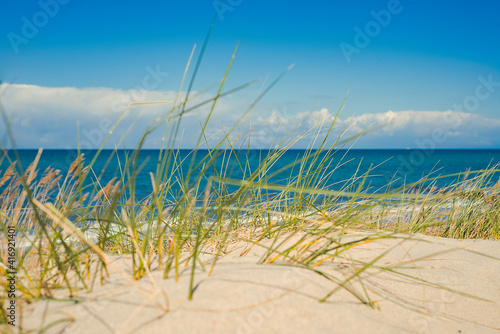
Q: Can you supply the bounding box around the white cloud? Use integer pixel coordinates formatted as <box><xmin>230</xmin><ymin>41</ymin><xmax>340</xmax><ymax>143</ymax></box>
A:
<box><xmin>0</xmin><ymin>83</ymin><xmax>237</xmax><ymax>149</ymax></box>
<box><xmin>338</xmin><ymin>110</ymin><xmax>500</xmax><ymax>148</ymax></box>
<box><xmin>1</xmin><ymin>83</ymin><xmax>499</xmax><ymax>149</ymax></box>
<box><xmin>234</xmin><ymin>108</ymin><xmax>500</xmax><ymax>149</ymax></box>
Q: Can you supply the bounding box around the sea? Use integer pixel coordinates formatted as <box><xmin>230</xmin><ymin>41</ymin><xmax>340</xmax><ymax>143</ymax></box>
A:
<box><xmin>2</xmin><ymin>149</ymin><xmax>500</xmax><ymax>200</ymax></box>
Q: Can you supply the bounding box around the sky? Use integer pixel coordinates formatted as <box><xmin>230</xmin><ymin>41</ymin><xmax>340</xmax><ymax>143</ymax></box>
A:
<box><xmin>1</xmin><ymin>0</ymin><xmax>500</xmax><ymax>149</ymax></box>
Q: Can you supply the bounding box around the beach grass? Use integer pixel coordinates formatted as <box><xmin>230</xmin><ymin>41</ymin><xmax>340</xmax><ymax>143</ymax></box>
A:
<box><xmin>1</xmin><ymin>40</ymin><xmax>500</xmax><ymax>332</ymax></box>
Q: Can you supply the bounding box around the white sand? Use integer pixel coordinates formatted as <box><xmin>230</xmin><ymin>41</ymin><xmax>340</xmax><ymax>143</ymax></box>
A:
<box><xmin>19</xmin><ymin>233</ymin><xmax>500</xmax><ymax>334</ymax></box>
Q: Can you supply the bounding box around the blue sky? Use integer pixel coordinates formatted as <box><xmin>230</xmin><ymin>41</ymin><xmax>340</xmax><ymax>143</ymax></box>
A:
<box><xmin>1</xmin><ymin>0</ymin><xmax>500</xmax><ymax>149</ymax></box>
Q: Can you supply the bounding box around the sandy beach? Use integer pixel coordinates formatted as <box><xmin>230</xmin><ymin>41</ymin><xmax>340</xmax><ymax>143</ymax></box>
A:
<box><xmin>3</xmin><ymin>0</ymin><xmax>500</xmax><ymax>332</ymax></box>
<box><xmin>20</xmin><ymin>233</ymin><xmax>500</xmax><ymax>334</ymax></box>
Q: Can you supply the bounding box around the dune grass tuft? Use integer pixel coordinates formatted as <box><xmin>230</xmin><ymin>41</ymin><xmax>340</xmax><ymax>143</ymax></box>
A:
<box><xmin>1</xmin><ymin>43</ymin><xmax>499</xmax><ymax>332</ymax></box>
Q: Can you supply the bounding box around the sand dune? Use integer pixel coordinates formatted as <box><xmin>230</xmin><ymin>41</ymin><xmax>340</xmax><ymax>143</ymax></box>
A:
<box><xmin>22</xmin><ymin>233</ymin><xmax>500</xmax><ymax>334</ymax></box>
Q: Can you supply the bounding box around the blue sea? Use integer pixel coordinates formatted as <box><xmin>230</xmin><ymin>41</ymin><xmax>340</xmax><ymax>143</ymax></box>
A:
<box><xmin>2</xmin><ymin>149</ymin><xmax>500</xmax><ymax>200</ymax></box>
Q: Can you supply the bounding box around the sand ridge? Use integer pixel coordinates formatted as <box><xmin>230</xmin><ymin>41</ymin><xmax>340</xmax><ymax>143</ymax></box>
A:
<box><xmin>20</xmin><ymin>233</ymin><xmax>500</xmax><ymax>334</ymax></box>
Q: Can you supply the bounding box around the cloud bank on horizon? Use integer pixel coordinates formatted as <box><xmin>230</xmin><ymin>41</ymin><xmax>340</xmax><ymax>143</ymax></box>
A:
<box><xmin>1</xmin><ymin>83</ymin><xmax>499</xmax><ymax>150</ymax></box>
